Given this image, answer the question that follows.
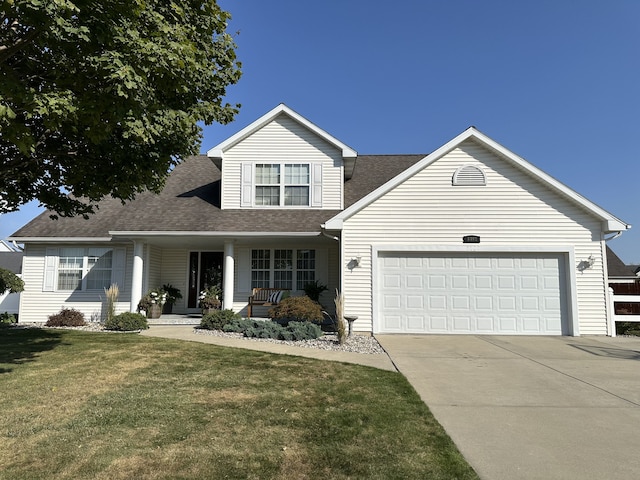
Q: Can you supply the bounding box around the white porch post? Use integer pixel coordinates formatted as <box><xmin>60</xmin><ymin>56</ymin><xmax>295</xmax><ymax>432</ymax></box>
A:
<box><xmin>131</xmin><ymin>241</ymin><xmax>144</xmax><ymax>312</ymax></box>
<box><xmin>223</xmin><ymin>240</ymin><xmax>235</xmax><ymax>311</ymax></box>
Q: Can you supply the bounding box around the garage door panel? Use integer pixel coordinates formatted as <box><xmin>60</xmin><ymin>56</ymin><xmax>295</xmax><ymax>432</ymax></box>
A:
<box><xmin>453</xmin><ymin>316</ymin><xmax>471</xmax><ymax>331</ymax></box>
<box><xmin>378</xmin><ymin>252</ymin><xmax>567</xmax><ymax>335</ymax></box>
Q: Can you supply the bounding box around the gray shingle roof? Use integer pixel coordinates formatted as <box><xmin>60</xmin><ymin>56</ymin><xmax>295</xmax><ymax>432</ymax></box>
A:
<box><xmin>0</xmin><ymin>252</ymin><xmax>23</xmax><ymax>274</ymax></box>
<box><xmin>606</xmin><ymin>246</ymin><xmax>636</xmax><ymax>278</ymax></box>
<box><xmin>12</xmin><ymin>154</ymin><xmax>425</xmax><ymax>238</ymax></box>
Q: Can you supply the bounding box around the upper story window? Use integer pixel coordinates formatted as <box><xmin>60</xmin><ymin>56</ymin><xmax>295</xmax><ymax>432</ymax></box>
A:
<box><xmin>255</xmin><ymin>163</ymin><xmax>310</xmax><ymax>206</ymax></box>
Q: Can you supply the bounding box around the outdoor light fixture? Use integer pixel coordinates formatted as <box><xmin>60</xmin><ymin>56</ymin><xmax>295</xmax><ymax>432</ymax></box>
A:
<box><xmin>578</xmin><ymin>255</ymin><xmax>596</xmax><ymax>272</ymax></box>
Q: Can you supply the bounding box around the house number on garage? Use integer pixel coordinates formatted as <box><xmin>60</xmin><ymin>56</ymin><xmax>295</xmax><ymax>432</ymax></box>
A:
<box><xmin>463</xmin><ymin>235</ymin><xmax>481</xmax><ymax>244</ymax></box>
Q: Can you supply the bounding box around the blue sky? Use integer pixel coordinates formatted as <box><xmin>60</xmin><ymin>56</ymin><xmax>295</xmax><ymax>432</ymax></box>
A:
<box><xmin>2</xmin><ymin>1</ymin><xmax>638</xmax><ymax>262</ymax></box>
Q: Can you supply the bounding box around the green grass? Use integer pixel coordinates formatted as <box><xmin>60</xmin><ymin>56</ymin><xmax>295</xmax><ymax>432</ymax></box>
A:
<box><xmin>0</xmin><ymin>328</ymin><xmax>478</xmax><ymax>480</ymax></box>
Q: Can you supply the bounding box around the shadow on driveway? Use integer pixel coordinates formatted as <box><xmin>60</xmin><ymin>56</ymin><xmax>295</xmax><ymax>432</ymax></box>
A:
<box><xmin>568</xmin><ymin>343</ymin><xmax>640</xmax><ymax>360</ymax></box>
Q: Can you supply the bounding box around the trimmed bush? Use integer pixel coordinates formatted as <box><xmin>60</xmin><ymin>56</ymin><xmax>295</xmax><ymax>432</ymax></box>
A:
<box><xmin>268</xmin><ymin>296</ymin><xmax>324</xmax><ymax>324</ymax></box>
<box><xmin>222</xmin><ymin>318</ymin><xmax>256</xmax><ymax>333</ymax></box>
<box><xmin>105</xmin><ymin>312</ymin><xmax>149</xmax><ymax>331</ymax></box>
<box><xmin>285</xmin><ymin>321</ymin><xmax>322</xmax><ymax>340</ymax></box>
<box><xmin>199</xmin><ymin>309</ymin><xmax>241</xmax><ymax>330</ymax></box>
<box><xmin>222</xmin><ymin>318</ymin><xmax>322</xmax><ymax>341</ymax></box>
<box><xmin>46</xmin><ymin>308</ymin><xmax>86</xmax><ymax>327</ymax></box>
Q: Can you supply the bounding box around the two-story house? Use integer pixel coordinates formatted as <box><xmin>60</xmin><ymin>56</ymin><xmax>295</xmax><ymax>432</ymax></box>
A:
<box><xmin>10</xmin><ymin>104</ymin><xmax>631</xmax><ymax>335</ymax></box>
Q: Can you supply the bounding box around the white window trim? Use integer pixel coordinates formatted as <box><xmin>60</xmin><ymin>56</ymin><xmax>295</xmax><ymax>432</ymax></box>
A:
<box><xmin>44</xmin><ymin>247</ymin><xmax>126</xmax><ymax>292</ymax></box>
<box><xmin>250</xmin><ymin>248</ymin><xmax>316</xmax><ymax>290</ymax></box>
<box><xmin>241</xmin><ymin>162</ymin><xmax>323</xmax><ymax>208</ymax></box>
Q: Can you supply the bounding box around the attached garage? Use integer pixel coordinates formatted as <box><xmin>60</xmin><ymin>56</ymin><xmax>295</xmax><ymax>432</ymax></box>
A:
<box><xmin>376</xmin><ymin>252</ymin><xmax>570</xmax><ymax>335</ymax></box>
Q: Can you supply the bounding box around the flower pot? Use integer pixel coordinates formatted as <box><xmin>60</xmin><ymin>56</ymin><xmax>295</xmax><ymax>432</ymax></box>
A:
<box><xmin>147</xmin><ymin>304</ymin><xmax>162</xmax><ymax>319</ymax></box>
<box><xmin>162</xmin><ymin>303</ymin><xmax>173</xmax><ymax>314</ymax></box>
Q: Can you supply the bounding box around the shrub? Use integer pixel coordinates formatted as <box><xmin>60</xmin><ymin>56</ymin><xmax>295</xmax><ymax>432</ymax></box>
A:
<box><xmin>46</xmin><ymin>308</ymin><xmax>86</xmax><ymax>327</ymax></box>
<box><xmin>222</xmin><ymin>318</ymin><xmax>258</xmax><ymax>333</ymax></box>
<box><xmin>105</xmin><ymin>312</ymin><xmax>149</xmax><ymax>331</ymax></box>
<box><xmin>616</xmin><ymin>322</ymin><xmax>640</xmax><ymax>336</ymax></box>
<box><xmin>268</xmin><ymin>296</ymin><xmax>324</xmax><ymax>324</ymax></box>
<box><xmin>282</xmin><ymin>321</ymin><xmax>322</xmax><ymax>341</ymax></box>
<box><xmin>222</xmin><ymin>318</ymin><xmax>322</xmax><ymax>341</ymax></box>
<box><xmin>0</xmin><ymin>312</ymin><xmax>17</xmax><ymax>324</ymax></box>
<box><xmin>199</xmin><ymin>309</ymin><xmax>241</xmax><ymax>330</ymax></box>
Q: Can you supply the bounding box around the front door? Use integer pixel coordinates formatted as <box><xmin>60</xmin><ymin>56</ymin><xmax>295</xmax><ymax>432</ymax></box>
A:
<box><xmin>188</xmin><ymin>251</ymin><xmax>224</xmax><ymax>308</ymax></box>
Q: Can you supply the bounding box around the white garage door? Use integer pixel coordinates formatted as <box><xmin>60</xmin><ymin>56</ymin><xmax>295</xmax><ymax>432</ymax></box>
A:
<box><xmin>378</xmin><ymin>252</ymin><xmax>567</xmax><ymax>335</ymax></box>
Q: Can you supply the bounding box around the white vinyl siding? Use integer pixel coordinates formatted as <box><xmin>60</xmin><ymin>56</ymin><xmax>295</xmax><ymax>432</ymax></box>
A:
<box><xmin>20</xmin><ymin>244</ymin><xmax>131</xmax><ymax>323</ymax></box>
<box><xmin>342</xmin><ymin>139</ymin><xmax>607</xmax><ymax>334</ymax></box>
<box><xmin>221</xmin><ymin>115</ymin><xmax>342</xmax><ymax>209</ymax></box>
<box><xmin>157</xmin><ymin>248</ymin><xmax>189</xmax><ymax>314</ymax></box>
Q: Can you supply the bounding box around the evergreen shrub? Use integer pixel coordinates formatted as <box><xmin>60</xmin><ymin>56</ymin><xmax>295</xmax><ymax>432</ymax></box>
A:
<box><xmin>105</xmin><ymin>312</ymin><xmax>149</xmax><ymax>331</ymax></box>
<box><xmin>199</xmin><ymin>309</ymin><xmax>241</xmax><ymax>330</ymax></box>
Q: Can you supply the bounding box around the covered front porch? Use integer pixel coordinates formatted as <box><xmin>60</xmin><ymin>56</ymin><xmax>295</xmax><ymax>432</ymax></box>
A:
<box><xmin>109</xmin><ymin>231</ymin><xmax>340</xmax><ymax>318</ymax></box>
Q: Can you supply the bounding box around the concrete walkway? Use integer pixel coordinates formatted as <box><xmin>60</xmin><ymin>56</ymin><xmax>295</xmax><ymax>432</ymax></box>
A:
<box><xmin>141</xmin><ymin>325</ymin><xmax>396</xmax><ymax>371</ymax></box>
<box><xmin>376</xmin><ymin>334</ymin><xmax>640</xmax><ymax>480</ymax></box>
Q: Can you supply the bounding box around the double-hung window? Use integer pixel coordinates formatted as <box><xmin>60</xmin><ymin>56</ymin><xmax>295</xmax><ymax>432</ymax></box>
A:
<box><xmin>251</xmin><ymin>249</ymin><xmax>316</xmax><ymax>290</ymax></box>
<box><xmin>255</xmin><ymin>163</ymin><xmax>310</xmax><ymax>206</ymax></box>
<box><xmin>56</xmin><ymin>248</ymin><xmax>114</xmax><ymax>291</ymax></box>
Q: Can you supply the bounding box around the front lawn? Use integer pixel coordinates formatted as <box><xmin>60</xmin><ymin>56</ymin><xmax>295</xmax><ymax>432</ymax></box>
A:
<box><xmin>0</xmin><ymin>328</ymin><xmax>478</xmax><ymax>480</ymax></box>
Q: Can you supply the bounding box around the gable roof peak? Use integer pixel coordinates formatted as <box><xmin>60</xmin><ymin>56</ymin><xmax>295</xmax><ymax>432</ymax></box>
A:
<box><xmin>207</xmin><ymin>103</ymin><xmax>357</xmax><ymax>160</ymax></box>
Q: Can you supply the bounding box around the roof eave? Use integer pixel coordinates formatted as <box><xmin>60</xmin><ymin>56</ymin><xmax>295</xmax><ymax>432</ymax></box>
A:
<box><xmin>326</xmin><ymin>127</ymin><xmax>632</xmax><ymax>232</ymax></box>
<box><xmin>206</xmin><ymin>103</ymin><xmax>357</xmax><ymax>161</ymax></box>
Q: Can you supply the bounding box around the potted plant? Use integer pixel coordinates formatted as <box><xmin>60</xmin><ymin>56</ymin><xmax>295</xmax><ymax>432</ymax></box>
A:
<box><xmin>137</xmin><ymin>288</ymin><xmax>168</xmax><ymax>319</ymax></box>
<box><xmin>303</xmin><ymin>280</ymin><xmax>328</xmax><ymax>303</ymax></box>
<box><xmin>161</xmin><ymin>284</ymin><xmax>182</xmax><ymax>314</ymax></box>
<box><xmin>199</xmin><ymin>284</ymin><xmax>222</xmax><ymax>315</ymax></box>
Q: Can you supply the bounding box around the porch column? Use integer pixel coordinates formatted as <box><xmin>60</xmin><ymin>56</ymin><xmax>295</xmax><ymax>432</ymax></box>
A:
<box><xmin>223</xmin><ymin>240</ymin><xmax>235</xmax><ymax>311</ymax></box>
<box><xmin>131</xmin><ymin>241</ymin><xmax>144</xmax><ymax>312</ymax></box>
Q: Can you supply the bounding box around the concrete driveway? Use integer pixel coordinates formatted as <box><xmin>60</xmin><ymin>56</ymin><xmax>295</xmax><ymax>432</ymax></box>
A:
<box><xmin>375</xmin><ymin>334</ymin><xmax>640</xmax><ymax>480</ymax></box>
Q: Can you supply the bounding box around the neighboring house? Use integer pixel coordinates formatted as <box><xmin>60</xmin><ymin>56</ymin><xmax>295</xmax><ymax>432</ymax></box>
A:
<box><xmin>606</xmin><ymin>246</ymin><xmax>637</xmax><ymax>283</ymax></box>
<box><xmin>10</xmin><ymin>104</ymin><xmax>632</xmax><ymax>335</ymax></box>
<box><xmin>0</xmin><ymin>243</ymin><xmax>24</xmax><ymax>317</ymax></box>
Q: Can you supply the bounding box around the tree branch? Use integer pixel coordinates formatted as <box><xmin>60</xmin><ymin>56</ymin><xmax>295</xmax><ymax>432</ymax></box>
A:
<box><xmin>0</xmin><ymin>24</ymin><xmax>39</xmax><ymax>64</ymax></box>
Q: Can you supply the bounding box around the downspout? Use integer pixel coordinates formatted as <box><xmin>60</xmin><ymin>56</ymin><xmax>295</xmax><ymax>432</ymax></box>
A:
<box><xmin>604</xmin><ymin>231</ymin><xmax>623</xmax><ymax>242</ymax></box>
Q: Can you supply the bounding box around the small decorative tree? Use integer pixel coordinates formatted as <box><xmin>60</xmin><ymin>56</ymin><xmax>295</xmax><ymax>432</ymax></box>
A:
<box><xmin>0</xmin><ymin>267</ymin><xmax>24</xmax><ymax>295</ymax></box>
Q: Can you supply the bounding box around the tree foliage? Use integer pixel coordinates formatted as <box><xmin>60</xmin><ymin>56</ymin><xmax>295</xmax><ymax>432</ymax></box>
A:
<box><xmin>0</xmin><ymin>267</ymin><xmax>24</xmax><ymax>294</ymax></box>
<box><xmin>0</xmin><ymin>0</ymin><xmax>241</xmax><ymax>217</ymax></box>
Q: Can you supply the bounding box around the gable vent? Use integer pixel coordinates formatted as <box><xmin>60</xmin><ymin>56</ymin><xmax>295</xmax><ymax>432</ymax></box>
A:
<box><xmin>452</xmin><ymin>165</ymin><xmax>486</xmax><ymax>186</ymax></box>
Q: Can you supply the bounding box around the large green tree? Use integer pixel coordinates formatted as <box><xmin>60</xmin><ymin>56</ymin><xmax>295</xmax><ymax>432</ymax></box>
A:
<box><xmin>0</xmin><ymin>0</ymin><xmax>241</xmax><ymax>217</ymax></box>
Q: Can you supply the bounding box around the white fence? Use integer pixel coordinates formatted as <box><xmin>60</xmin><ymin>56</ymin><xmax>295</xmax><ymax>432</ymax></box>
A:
<box><xmin>608</xmin><ymin>286</ymin><xmax>640</xmax><ymax>337</ymax></box>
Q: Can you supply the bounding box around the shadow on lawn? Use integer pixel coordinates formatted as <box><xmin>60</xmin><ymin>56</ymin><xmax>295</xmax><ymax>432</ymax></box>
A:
<box><xmin>0</xmin><ymin>327</ymin><xmax>63</xmax><ymax>374</ymax></box>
